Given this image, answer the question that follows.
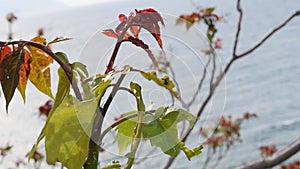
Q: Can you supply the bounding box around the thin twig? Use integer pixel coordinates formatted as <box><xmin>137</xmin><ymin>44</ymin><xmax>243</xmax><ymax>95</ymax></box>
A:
<box><xmin>233</xmin><ymin>0</ymin><xmax>243</xmax><ymax>57</ymax></box>
<box><xmin>236</xmin><ymin>9</ymin><xmax>300</xmax><ymax>58</ymax></box>
<box><xmin>202</xmin><ymin>147</ymin><xmax>212</xmax><ymax>169</ymax></box>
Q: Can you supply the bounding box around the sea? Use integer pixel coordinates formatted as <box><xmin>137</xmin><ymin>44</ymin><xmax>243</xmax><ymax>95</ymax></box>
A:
<box><xmin>0</xmin><ymin>0</ymin><xmax>300</xmax><ymax>168</ymax></box>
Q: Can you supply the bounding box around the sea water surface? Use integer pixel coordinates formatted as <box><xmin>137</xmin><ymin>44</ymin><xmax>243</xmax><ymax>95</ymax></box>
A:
<box><xmin>1</xmin><ymin>0</ymin><xmax>300</xmax><ymax>168</ymax></box>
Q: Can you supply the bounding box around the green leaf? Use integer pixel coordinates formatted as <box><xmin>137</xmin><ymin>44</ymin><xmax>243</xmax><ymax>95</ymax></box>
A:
<box><xmin>142</xmin><ymin>108</ymin><xmax>197</xmax><ymax>157</ymax></box>
<box><xmin>93</xmin><ymin>79</ymin><xmax>111</xmax><ymax>99</ymax></box>
<box><xmin>140</xmin><ymin>71</ymin><xmax>179</xmax><ymax>98</ymax></box>
<box><xmin>55</xmin><ymin>52</ymin><xmax>69</xmax><ymax>64</ymax></box>
<box><xmin>101</xmin><ymin>161</ymin><xmax>121</xmax><ymax>169</ymax></box>
<box><xmin>178</xmin><ymin>142</ymin><xmax>203</xmax><ymax>160</ymax></box>
<box><xmin>71</xmin><ymin>62</ymin><xmax>89</xmax><ymax>80</ymax></box>
<box><xmin>48</xmin><ymin>36</ymin><xmax>72</xmax><ymax>45</ymax></box>
<box><xmin>27</xmin><ymin>36</ymin><xmax>54</xmax><ymax>98</ymax></box>
<box><xmin>29</xmin><ymin>66</ymin><xmax>70</xmax><ymax>160</ymax></box>
<box><xmin>115</xmin><ymin>111</ymin><xmax>155</xmax><ymax>155</ymax></box>
<box><xmin>163</xmin><ymin>109</ymin><xmax>196</xmax><ymax>129</ymax></box>
<box><xmin>0</xmin><ymin>48</ymin><xmax>23</xmax><ymax>111</ymax></box>
<box><xmin>45</xmin><ymin>95</ymin><xmax>97</xmax><ymax>169</ymax></box>
<box><xmin>115</xmin><ymin>113</ymin><xmax>137</xmax><ymax>154</ymax></box>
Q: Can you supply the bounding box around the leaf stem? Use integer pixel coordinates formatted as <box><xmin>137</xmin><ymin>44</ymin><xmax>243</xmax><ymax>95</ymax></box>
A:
<box><xmin>124</xmin><ymin>83</ymin><xmax>145</xmax><ymax>169</ymax></box>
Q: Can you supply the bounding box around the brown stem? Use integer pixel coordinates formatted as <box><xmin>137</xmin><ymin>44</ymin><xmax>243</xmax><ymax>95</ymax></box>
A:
<box><xmin>105</xmin><ymin>21</ymin><xmax>133</xmax><ymax>74</ymax></box>
<box><xmin>0</xmin><ymin>40</ymin><xmax>82</xmax><ymax>101</ymax></box>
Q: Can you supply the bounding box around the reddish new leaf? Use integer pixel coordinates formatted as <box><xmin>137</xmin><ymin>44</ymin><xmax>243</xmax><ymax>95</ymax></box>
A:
<box><xmin>102</xmin><ymin>29</ymin><xmax>119</xmax><ymax>39</ymax></box>
<box><xmin>17</xmin><ymin>49</ymin><xmax>31</xmax><ymax>102</ymax></box>
<box><xmin>118</xmin><ymin>14</ymin><xmax>127</xmax><ymax>22</ymax></box>
<box><xmin>115</xmin><ymin>22</ymin><xmax>126</xmax><ymax>33</ymax></box>
<box><xmin>132</xmin><ymin>8</ymin><xmax>164</xmax><ymax>48</ymax></box>
<box><xmin>0</xmin><ymin>45</ymin><xmax>12</xmax><ymax>98</ymax></box>
<box><xmin>0</xmin><ymin>45</ymin><xmax>11</xmax><ymax>66</ymax></box>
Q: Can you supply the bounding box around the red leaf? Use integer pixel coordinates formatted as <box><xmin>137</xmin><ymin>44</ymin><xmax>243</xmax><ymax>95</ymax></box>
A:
<box><xmin>132</xmin><ymin>8</ymin><xmax>164</xmax><ymax>48</ymax></box>
<box><xmin>115</xmin><ymin>22</ymin><xmax>126</xmax><ymax>33</ymax></box>
<box><xmin>0</xmin><ymin>45</ymin><xmax>12</xmax><ymax>66</ymax></box>
<box><xmin>118</xmin><ymin>14</ymin><xmax>127</xmax><ymax>22</ymax></box>
<box><xmin>102</xmin><ymin>29</ymin><xmax>118</xmax><ymax>38</ymax></box>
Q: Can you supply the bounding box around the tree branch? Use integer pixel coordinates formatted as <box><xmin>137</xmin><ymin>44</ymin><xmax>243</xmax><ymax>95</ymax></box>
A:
<box><xmin>236</xmin><ymin>9</ymin><xmax>300</xmax><ymax>59</ymax></box>
<box><xmin>233</xmin><ymin>0</ymin><xmax>243</xmax><ymax>57</ymax></box>
<box><xmin>162</xmin><ymin>1</ymin><xmax>300</xmax><ymax>169</ymax></box>
<box><xmin>236</xmin><ymin>138</ymin><xmax>300</xmax><ymax>169</ymax></box>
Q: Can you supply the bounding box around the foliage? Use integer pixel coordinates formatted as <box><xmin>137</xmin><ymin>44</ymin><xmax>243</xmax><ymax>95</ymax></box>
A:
<box><xmin>199</xmin><ymin>113</ymin><xmax>257</xmax><ymax>169</ymax></box>
<box><xmin>0</xmin><ymin>7</ymin><xmax>203</xmax><ymax>169</ymax></box>
<box><xmin>176</xmin><ymin>7</ymin><xmax>220</xmax><ymax>42</ymax></box>
<box><xmin>259</xmin><ymin>144</ymin><xmax>278</xmax><ymax>157</ymax></box>
<box><xmin>1</xmin><ymin>1</ymin><xmax>300</xmax><ymax>169</ymax></box>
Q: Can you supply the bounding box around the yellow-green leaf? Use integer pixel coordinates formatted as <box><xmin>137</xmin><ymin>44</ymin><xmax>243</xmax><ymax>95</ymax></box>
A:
<box><xmin>27</xmin><ymin>36</ymin><xmax>53</xmax><ymax>98</ymax></box>
<box><xmin>115</xmin><ymin>114</ymin><xmax>137</xmax><ymax>154</ymax></box>
<box><xmin>140</xmin><ymin>71</ymin><xmax>179</xmax><ymax>98</ymax></box>
<box><xmin>45</xmin><ymin>95</ymin><xmax>97</xmax><ymax>169</ymax></box>
<box><xmin>29</xmin><ymin>66</ymin><xmax>70</xmax><ymax>160</ymax></box>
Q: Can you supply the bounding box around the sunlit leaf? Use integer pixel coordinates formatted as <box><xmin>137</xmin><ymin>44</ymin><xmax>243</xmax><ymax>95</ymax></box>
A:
<box><xmin>17</xmin><ymin>49</ymin><xmax>31</xmax><ymax>102</ymax></box>
<box><xmin>45</xmin><ymin>95</ymin><xmax>97</xmax><ymax>169</ymax></box>
<box><xmin>48</xmin><ymin>36</ymin><xmax>72</xmax><ymax>45</ymax></box>
<box><xmin>28</xmin><ymin>66</ymin><xmax>71</xmax><ymax>160</ymax></box>
<box><xmin>115</xmin><ymin>112</ymin><xmax>137</xmax><ymax>154</ymax></box>
<box><xmin>27</xmin><ymin>36</ymin><xmax>54</xmax><ymax>98</ymax></box>
<box><xmin>140</xmin><ymin>71</ymin><xmax>179</xmax><ymax>98</ymax></box>
<box><xmin>0</xmin><ymin>48</ymin><xmax>23</xmax><ymax>111</ymax></box>
<box><xmin>93</xmin><ymin>79</ymin><xmax>111</xmax><ymax>98</ymax></box>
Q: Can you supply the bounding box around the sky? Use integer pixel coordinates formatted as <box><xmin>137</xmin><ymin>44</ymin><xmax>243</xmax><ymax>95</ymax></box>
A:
<box><xmin>0</xmin><ymin>0</ymin><xmax>116</xmax><ymax>16</ymax></box>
